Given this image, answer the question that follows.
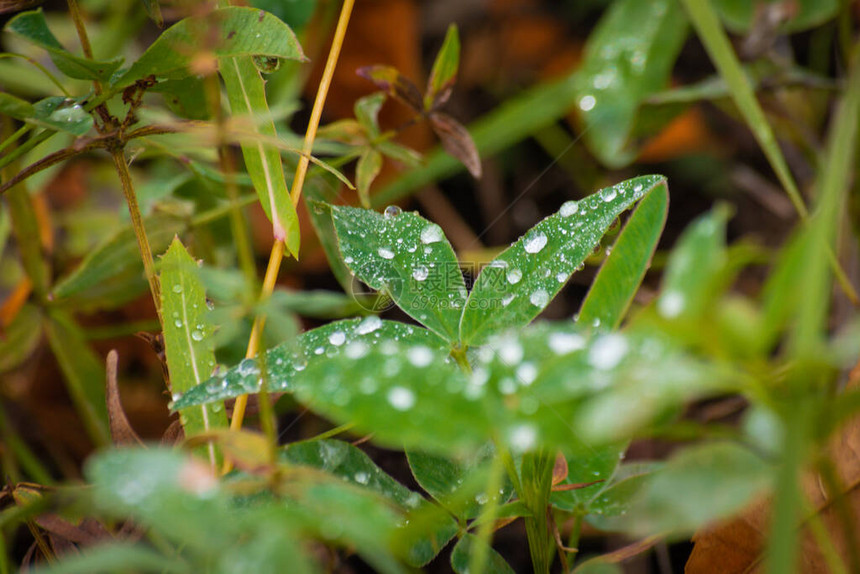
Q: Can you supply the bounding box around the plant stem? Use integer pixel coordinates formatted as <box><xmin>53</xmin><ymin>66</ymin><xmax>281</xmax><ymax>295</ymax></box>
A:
<box><xmin>520</xmin><ymin>449</ymin><xmax>556</xmax><ymax>574</ymax></box>
<box><xmin>110</xmin><ymin>148</ymin><xmax>161</xmax><ymax>318</ymax></box>
<box><xmin>468</xmin><ymin>451</ymin><xmax>505</xmax><ymax>574</ymax></box>
<box><xmin>227</xmin><ymin>0</ymin><xmax>356</xmax><ymax>443</ymax></box>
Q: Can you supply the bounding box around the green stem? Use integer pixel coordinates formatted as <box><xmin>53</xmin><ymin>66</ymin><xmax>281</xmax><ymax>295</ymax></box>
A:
<box><xmin>468</xmin><ymin>451</ymin><xmax>505</xmax><ymax>574</ymax></box>
<box><xmin>520</xmin><ymin>449</ymin><xmax>556</xmax><ymax>574</ymax></box>
<box><xmin>110</xmin><ymin>148</ymin><xmax>161</xmax><ymax>320</ymax></box>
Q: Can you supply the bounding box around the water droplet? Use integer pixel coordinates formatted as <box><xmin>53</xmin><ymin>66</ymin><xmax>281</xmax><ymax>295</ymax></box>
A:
<box><xmin>356</xmin><ymin>315</ymin><xmax>382</xmax><ymax>335</ymax></box>
<box><xmin>529</xmin><ymin>289</ymin><xmax>549</xmax><ymax>308</ymax></box>
<box><xmin>634</xmin><ymin>183</ymin><xmax>643</xmax><ymax>193</ymax></box>
<box><xmin>658</xmin><ymin>290</ymin><xmax>684</xmax><ymax>318</ymax></box>
<box><xmin>345</xmin><ymin>340</ymin><xmax>369</xmax><ymax>359</ymax></box>
<box><xmin>412</xmin><ymin>266</ymin><xmax>429</xmax><ymax>281</ymax></box>
<box><xmin>548</xmin><ymin>332</ymin><xmax>585</xmax><ymax>355</ymax></box>
<box><xmin>377</xmin><ymin>247</ymin><xmax>395</xmax><ymax>260</ymax></box>
<box><xmin>174</xmin><ymin>319</ymin><xmax>183</xmax><ymax>328</ymax></box>
<box><xmin>475</xmin><ymin>492</ymin><xmax>489</xmax><ymax>504</ymax></box>
<box><xmin>191</xmin><ymin>330</ymin><xmax>204</xmax><ymax>341</ymax></box>
<box><xmin>506</xmin><ymin>268</ymin><xmax>522</xmax><ymax>285</ymax></box>
<box><xmin>383</xmin><ymin>205</ymin><xmax>402</xmax><ymax>219</ymax></box>
<box><xmin>499</xmin><ymin>378</ymin><xmax>517</xmax><ymax>394</ymax></box>
<box><xmin>589</xmin><ymin>334</ymin><xmax>628</xmax><ymax>370</ymax></box>
<box><xmin>602</xmin><ymin>189</ymin><xmax>618</xmax><ymax>202</ymax></box>
<box><xmin>560</xmin><ymin>200</ymin><xmax>579</xmax><ymax>217</ymax></box>
<box><xmin>501</xmin><ymin>293</ymin><xmax>515</xmax><ymax>307</ymax></box>
<box><xmin>344</xmin><ymin>256</ymin><xmax>354</xmax><ymax>264</ymax></box>
<box><xmin>328</xmin><ymin>331</ymin><xmax>346</xmax><ymax>346</ymax></box>
<box><xmin>556</xmin><ymin>271</ymin><xmax>567</xmax><ymax>283</ymax></box>
<box><xmin>579</xmin><ymin>94</ymin><xmax>596</xmax><ymax>112</ymax></box>
<box><xmin>508</xmin><ymin>424</ymin><xmax>537</xmax><ymax>452</ymax></box>
<box><xmin>516</xmin><ymin>362</ymin><xmax>538</xmax><ymax>385</ymax></box>
<box><xmin>420</xmin><ymin>224</ymin><xmax>443</xmax><ymax>244</ymax></box>
<box><xmin>354</xmin><ymin>471</ymin><xmax>370</xmax><ymax>484</ymax></box>
<box><xmin>524</xmin><ymin>233</ymin><xmax>547</xmax><ymax>254</ymax></box>
<box><xmin>314</xmin><ymin>346</ymin><xmax>325</xmax><ymax>355</ymax></box>
<box><xmin>407</xmin><ymin>345</ymin><xmax>433</xmax><ymax>367</ymax></box>
<box><xmin>387</xmin><ymin>386</ymin><xmax>415</xmax><ymax>411</ymax></box>
<box><xmin>172</xmin><ymin>284</ymin><xmax>182</xmax><ymax>293</ymax></box>
<box><xmin>498</xmin><ymin>338</ymin><xmax>523</xmax><ymax>364</ymax></box>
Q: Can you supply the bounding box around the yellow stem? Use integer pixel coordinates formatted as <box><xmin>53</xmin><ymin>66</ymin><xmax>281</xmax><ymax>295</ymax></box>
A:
<box><xmin>224</xmin><ymin>0</ymin><xmax>355</xmax><ymax>473</ymax></box>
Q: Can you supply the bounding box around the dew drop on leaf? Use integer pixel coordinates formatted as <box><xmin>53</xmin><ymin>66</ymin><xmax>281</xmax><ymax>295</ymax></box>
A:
<box><xmin>560</xmin><ymin>200</ymin><xmax>580</xmax><ymax>217</ymax></box>
<box><xmin>328</xmin><ymin>331</ymin><xmax>346</xmax><ymax>346</ymax></box>
<box><xmin>356</xmin><ymin>315</ymin><xmax>382</xmax><ymax>335</ymax></box>
<box><xmin>172</xmin><ymin>284</ymin><xmax>182</xmax><ymax>293</ymax></box>
<box><xmin>602</xmin><ymin>188</ymin><xmax>618</xmax><ymax>202</ymax></box>
<box><xmin>383</xmin><ymin>205</ymin><xmax>402</xmax><ymax>219</ymax></box>
<box><xmin>501</xmin><ymin>293</ymin><xmax>515</xmax><ymax>307</ymax></box>
<box><xmin>377</xmin><ymin>247</ymin><xmax>395</xmax><ymax>259</ymax></box>
<box><xmin>524</xmin><ymin>233</ymin><xmax>548</xmax><ymax>254</ymax></box>
<box><xmin>191</xmin><ymin>330</ymin><xmax>204</xmax><ymax>341</ymax></box>
<box><xmin>412</xmin><ymin>266</ymin><xmax>429</xmax><ymax>281</ymax></box>
<box><xmin>420</xmin><ymin>224</ymin><xmax>443</xmax><ymax>244</ymax></box>
<box><xmin>407</xmin><ymin>345</ymin><xmax>433</xmax><ymax>367</ymax></box>
<box><xmin>387</xmin><ymin>386</ymin><xmax>416</xmax><ymax>411</ymax></box>
<box><xmin>588</xmin><ymin>334</ymin><xmax>628</xmax><ymax>370</ymax></box>
<box><xmin>506</xmin><ymin>268</ymin><xmax>522</xmax><ymax>285</ymax></box>
<box><xmin>529</xmin><ymin>288</ymin><xmax>549</xmax><ymax>308</ymax></box>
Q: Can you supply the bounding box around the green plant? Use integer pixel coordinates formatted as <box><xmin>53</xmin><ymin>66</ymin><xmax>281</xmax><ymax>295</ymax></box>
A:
<box><xmin>2</xmin><ymin>0</ymin><xmax>860</xmax><ymax>573</ymax></box>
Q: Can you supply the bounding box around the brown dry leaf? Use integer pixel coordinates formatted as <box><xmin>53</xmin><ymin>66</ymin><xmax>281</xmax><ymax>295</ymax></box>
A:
<box><xmin>687</xmin><ymin>379</ymin><xmax>860</xmax><ymax>573</ymax></box>
<box><xmin>105</xmin><ymin>350</ymin><xmax>143</xmax><ymax>447</ymax></box>
<box><xmin>429</xmin><ymin>111</ymin><xmax>482</xmax><ymax>178</ymax></box>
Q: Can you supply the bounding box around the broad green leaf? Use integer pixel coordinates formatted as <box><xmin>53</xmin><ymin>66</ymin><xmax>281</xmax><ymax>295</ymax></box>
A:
<box><xmin>30</xmin><ymin>97</ymin><xmax>93</xmax><ymax>136</ymax></box>
<box><xmin>625</xmin><ymin>442</ymin><xmax>770</xmax><ymax>536</ymax></box>
<box><xmin>406</xmin><ymin>445</ymin><xmax>514</xmax><ymax>520</ymax></box>
<box><xmin>51</xmin><ymin>214</ymin><xmax>185</xmax><ymax>310</ymax></box>
<box><xmin>6</xmin><ymin>9</ymin><xmax>123</xmax><ymax>82</ymax></box>
<box><xmin>460</xmin><ymin>175</ymin><xmax>665</xmax><ymax>346</ymax></box>
<box><xmin>574</xmin><ymin>0</ymin><xmax>688</xmax><ymax>167</ymax></box>
<box><xmin>550</xmin><ymin>442</ymin><xmax>626</xmax><ymax>512</ymax></box>
<box><xmin>655</xmin><ymin>205</ymin><xmax>730</xmax><ymax>323</ymax></box>
<box><xmin>220</xmin><ymin>54</ymin><xmax>300</xmax><ymax>255</ymax></box>
<box><xmin>250</xmin><ymin>0</ymin><xmax>317</xmax><ymax>30</ymax></box>
<box><xmin>329</xmin><ymin>204</ymin><xmax>468</xmax><ymax>343</ymax></box>
<box><xmin>26</xmin><ymin>543</ymin><xmax>190</xmax><ymax>574</ymax></box>
<box><xmin>282</xmin><ymin>439</ymin><xmax>459</xmax><ymax>567</ymax></box>
<box><xmin>0</xmin><ymin>92</ymin><xmax>34</xmax><ymax>119</ymax></box>
<box><xmin>584</xmin><ymin>464</ymin><xmax>656</xmax><ymax>532</ymax></box>
<box><xmin>450</xmin><ymin>534</ymin><xmax>514</xmax><ymax>574</ymax></box>
<box><xmin>304</xmin><ymin>184</ymin><xmax>355</xmax><ymax>292</ymax></box>
<box><xmin>160</xmin><ymin>239</ymin><xmax>227</xmax><ymax>467</ymax></box>
<box><xmin>356</xmin><ymin>148</ymin><xmax>383</xmax><ymax>206</ymax></box>
<box><xmin>44</xmin><ymin>310</ymin><xmax>109</xmax><ymax>446</ymax></box>
<box><xmin>283</xmin><ymin>439</ymin><xmax>423</xmax><ymax>509</ymax></box>
<box><xmin>578</xmin><ymin>181</ymin><xmax>668</xmax><ymax>330</ymax></box>
<box><xmin>0</xmin><ymin>303</ymin><xmax>41</xmax><ymax>373</ymax></box>
<box><xmin>713</xmin><ymin>0</ymin><xmax>838</xmax><ymax>33</ymax></box>
<box><xmin>115</xmin><ymin>7</ymin><xmax>307</xmax><ymax>89</ymax></box>
<box><xmin>426</xmin><ymin>24</ymin><xmax>459</xmax><ymax>110</ymax></box>
<box><xmin>151</xmin><ymin>77</ymin><xmax>210</xmax><ymax>120</ymax></box>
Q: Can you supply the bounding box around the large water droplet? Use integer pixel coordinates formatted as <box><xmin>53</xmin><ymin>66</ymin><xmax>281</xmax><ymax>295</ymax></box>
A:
<box><xmin>356</xmin><ymin>315</ymin><xmax>382</xmax><ymax>335</ymax></box>
<box><xmin>383</xmin><ymin>205</ymin><xmax>402</xmax><ymax>219</ymax></box>
<box><xmin>420</xmin><ymin>224</ymin><xmax>443</xmax><ymax>244</ymax></box>
<box><xmin>524</xmin><ymin>233</ymin><xmax>548</xmax><ymax>254</ymax></box>
<box><xmin>508</xmin><ymin>424</ymin><xmax>537</xmax><ymax>452</ymax></box>
<box><xmin>560</xmin><ymin>200</ymin><xmax>579</xmax><ymax>217</ymax></box>
<box><xmin>501</xmin><ymin>293</ymin><xmax>515</xmax><ymax>307</ymax></box>
<box><xmin>506</xmin><ymin>269</ymin><xmax>522</xmax><ymax>285</ymax></box>
<box><xmin>588</xmin><ymin>334</ymin><xmax>628</xmax><ymax>370</ymax></box>
<box><xmin>377</xmin><ymin>247</ymin><xmax>395</xmax><ymax>260</ymax></box>
<box><xmin>407</xmin><ymin>345</ymin><xmax>433</xmax><ymax>367</ymax></box>
<box><xmin>329</xmin><ymin>331</ymin><xmax>346</xmax><ymax>346</ymax></box>
<box><xmin>658</xmin><ymin>290</ymin><xmax>685</xmax><ymax>318</ymax></box>
<box><xmin>191</xmin><ymin>330</ymin><xmax>204</xmax><ymax>341</ymax></box>
<box><xmin>548</xmin><ymin>332</ymin><xmax>585</xmax><ymax>355</ymax></box>
<box><xmin>602</xmin><ymin>189</ymin><xmax>618</xmax><ymax>202</ymax></box>
<box><xmin>412</xmin><ymin>266</ymin><xmax>429</xmax><ymax>281</ymax></box>
<box><xmin>387</xmin><ymin>386</ymin><xmax>415</xmax><ymax>411</ymax></box>
<box><xmin>172</xmin><ymin>284</ymin><xmax>183</xmax><ymax>294</ymax></box>
<box><xmin>529</xmin><ymin>289</ymin><xmax>549</xmax><ymax>308</ymax></box>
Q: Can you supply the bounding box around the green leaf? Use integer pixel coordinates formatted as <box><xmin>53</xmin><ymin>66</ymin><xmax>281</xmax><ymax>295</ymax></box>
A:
<box><xmin>573</xmin><ymin>560</ymin><xmax>624</xmax><ymax>574</ymax></box>
<box><xmin>160</xmin><ymin>239</ymin><xmax>227</xmax><ymax>466</ymax></box>
<box><xmin>584</xmin><ymin>464</ymin><xmax>656</xmax><ymax>532</ymax></box>
<box><xmin>712</xmin><ymin>0</ymin><xmax>838</xmax><ymax>33</ymax></box>
<box><xmin>406</xmin><ymin>445</ymin><xmax>514</xmax><ymax>520</ymax></box>
<box><xmin>550</xmin><ymin>443</ymin><xmax>626</xmax><ymax>512</ymax></box>
<box><xmin>30</xmin><ymin>97</ymin><xmax>93</xmax><ymax>136</ymax></box>
<box><xmin>578</xmin><ymin>180</ymin><xmax>669</xmax><ymax>330</ymax></box>
<box><xmin>426</xmin><ymin>24</ymin><xmax>459</xmax><ymax>110</ymax></box>
<box><xmin>0</xmin><ymin>92</ymin><xmax>34</xmax><ymax>119</ymax></box>
<box><xmin>356</xmin><ymin>148</ymin><xmax>383</xmax><ymax>207</ymax></box>
<box><xmin>460</xmin><ymin>175</ymin><xmax>665</xmax><ymax>346</ymax></box>
<box><xmin>450</xmin><ymin>533</ymin><xmax>514</xmax><ymax>574</ymax></box>
<box><xmin>0</xmin><ymin>304</ymin><xmax>42</xmax><ymax>373</ymax></box>
<box><xmin>51</xmin><ymin>214</ymin><xmax>185</xmax><ymax>310</ymax></box>
<box><xmin>574</xmin><ymin>0</ymin><xmax>688</xmax><ymax>167</ymax></box>
<box><xmin>329</xmin><ymin>204</ymin><xmax>468</xmax><ymax>343</ymax></box>
<box><xmin>151</xmin><ymin>77</ymin><xmax>210</xmax><ymax>120</ymax></box>
<box><xmin>304</xmin><ymin>185</ymin><xmax>355</xmax><ymax>292</ymax></box>
<box><xmin>355</xmin><ymin>92</ymin><xmax>386</xmax><ymax>138</ymax></box>
<box><xmin>625</xmin><ymin>442</ymin><xmax>770</xmax><ymax>536</ymax></box>
<box><xmin>220</xmin><ymin>54</ymin><xmax>300</xmax><ymax>255</ymax></box>
<box><xmin>6</xmin><ymin>9</ymin><xmax>123</xmax><ymax>82</ymax></box>
<box><xmin>655</xmin><ymin>205</ymin><xmax>731</xmax><ymax>322</ymax></box>
<box><xmin>27</xmin><ymin>543</ymin><xmax>190</xmax><ymax>574</ymax></box>
<box><xmin>282</xmin><ymin>439</ymin><xmax>459</xmax><ymax>567</ymax></box>
<box><xmin>115</xmin><ymin>7</ymin><xmax>307</xmax><ymax>88</ymax></box>
<box><xmin>44</xmin><ymin>310</ymin><xmax>109</xmax><ymax>446</ymax></box>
